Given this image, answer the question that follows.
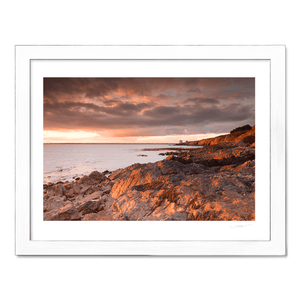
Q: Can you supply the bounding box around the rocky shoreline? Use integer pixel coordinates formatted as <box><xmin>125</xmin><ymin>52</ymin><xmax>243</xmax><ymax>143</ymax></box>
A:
<box><xmin>43</xmin><ymin>125</ymin><xmax>255</xmax><ymax>221</ymax></box>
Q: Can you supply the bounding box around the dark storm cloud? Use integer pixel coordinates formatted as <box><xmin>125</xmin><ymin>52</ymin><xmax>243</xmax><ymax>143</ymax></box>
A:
<box><xmin>184</xmin><ymin>97</ymin><xmax>220</xmax><ymax>105</ymax></box>
<box><xmin>44</xmin><ymin>77</ymin><xmax>255</xmax><ymax>135</ymax></box>
<box><xmin>100</xmin><ymin>102</ymin><xmax>153</xmax><ymax>117</ymax></box>
<box><xmin>44</xmin><ymin>98</ymin><xmax>153</xmax><ymax>118</ymax></box>
<box><xmin>44</xmin><ymin>78</ymin><xmax>120</xmax><ymax>100</ymax></box>
<box><xmin>143</xmin><ymin>106</ymin><xmax>181</xmax><ymax>118</ymax></box>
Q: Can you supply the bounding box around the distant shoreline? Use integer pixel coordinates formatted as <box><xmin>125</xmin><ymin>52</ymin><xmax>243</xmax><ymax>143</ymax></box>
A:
<box><xmin>141</xmin><ymin>146</ymin><xmax>202</xmax><ymax>151</ymax></box>
<box><xmin>43</xmin><ymin>142</ymin><xmax>176</xmax><ymax>145</ymax></box>
<box><xmin>43</xmin><ymin>125</ymin><xmax>255</xmax><ymax>221</ymax></box>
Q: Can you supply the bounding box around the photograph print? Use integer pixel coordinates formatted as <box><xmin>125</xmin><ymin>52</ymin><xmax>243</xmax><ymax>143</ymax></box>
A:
<box><xmin>43</xmin><ymin>77</ymin><xmax>255</xmax><ymax>221</ymax></box>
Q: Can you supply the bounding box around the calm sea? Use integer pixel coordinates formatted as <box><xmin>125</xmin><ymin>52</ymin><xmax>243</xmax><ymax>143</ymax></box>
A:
<box><xmin>43</xmin><ymin>143</ymin><xmax>199</xmax><ymax>184</ymax></box>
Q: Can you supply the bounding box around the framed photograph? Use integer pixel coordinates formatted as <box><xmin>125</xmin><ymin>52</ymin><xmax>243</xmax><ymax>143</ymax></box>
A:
<box><xmin>15</xmin><ymin>45</ymin><xmax>286</xmax><ymax>255</ymax></box>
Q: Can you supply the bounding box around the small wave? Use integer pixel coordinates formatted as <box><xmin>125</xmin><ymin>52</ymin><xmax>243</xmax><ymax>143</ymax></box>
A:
<box><xmin>56</xmin><ymin>166</ymin><xmax>73</xmax><ymax>172</ymax></box>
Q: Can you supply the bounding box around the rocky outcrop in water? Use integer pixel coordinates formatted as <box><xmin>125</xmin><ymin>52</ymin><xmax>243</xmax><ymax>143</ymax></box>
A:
<box><xmin>43</xmin><ymin>125</ymin><xmax>255</xmax><ymax>221</ymax></box>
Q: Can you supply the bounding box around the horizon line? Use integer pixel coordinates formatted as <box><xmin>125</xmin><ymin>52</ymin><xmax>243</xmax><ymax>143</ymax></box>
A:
<box><xmin>43</xmin><ymin>142</ymin><xmax>179</xmax><ymax>145</ymax></box>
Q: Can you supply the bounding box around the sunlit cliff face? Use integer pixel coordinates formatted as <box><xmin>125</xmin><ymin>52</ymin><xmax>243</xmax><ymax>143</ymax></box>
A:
<box><xmin>43</xmin><ymin>78</ymin><xmax>255</xmax><ymax>143</ymax></box>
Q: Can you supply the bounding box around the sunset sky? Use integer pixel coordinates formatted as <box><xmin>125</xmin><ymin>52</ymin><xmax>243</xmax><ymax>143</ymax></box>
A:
<box><xmin>43</xmin><ymin>78</ymin><xmax>255</xmax><ymax>143</ymax></box>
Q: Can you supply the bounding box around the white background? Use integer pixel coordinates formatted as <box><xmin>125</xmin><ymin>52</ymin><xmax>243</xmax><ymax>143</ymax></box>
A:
<box><xmin>31</xmin><ymin>59</ymin><xmax>270</xmax><ymax>241</ymax></box>
<box><xmin>1</xmin><ymin>1</ymin><xmax>297</xmax><ymax>299</ymax></box>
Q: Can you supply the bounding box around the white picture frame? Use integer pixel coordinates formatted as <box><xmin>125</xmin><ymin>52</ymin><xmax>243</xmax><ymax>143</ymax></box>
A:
<box><xmin>15</xmin><ymin>45</ymin><xmax>286</xmax><ymax>255</ymax></box>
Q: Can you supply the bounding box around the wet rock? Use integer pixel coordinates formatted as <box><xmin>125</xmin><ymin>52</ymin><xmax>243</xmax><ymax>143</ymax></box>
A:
<box><xmin>103</xmin><ymin>170</ymin><xmax>112</xmax><ymax>175</ymax></box>
<box><xmin>159</xmin><ymin>151</ymin><xmax>177</xmax><ymax>156</ymax></box>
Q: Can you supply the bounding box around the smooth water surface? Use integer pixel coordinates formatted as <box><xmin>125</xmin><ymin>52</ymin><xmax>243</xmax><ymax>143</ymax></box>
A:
<box><xmin>44</xmin><ymin>143</ymin><xmax>201</xmax><ymax>184</ymax></box>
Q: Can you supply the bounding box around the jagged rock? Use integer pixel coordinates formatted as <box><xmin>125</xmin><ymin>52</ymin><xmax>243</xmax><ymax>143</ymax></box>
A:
<box><xmin>44</xmin><ymin>126</ymin><xmax>255</xmax><ymax>221</ymax></box>
<box><xmin>77</xmin><ymin>200</ymin><xmax>104</xmax><ymax>215</ymax></box>
<box><xmin>186</xmin><ymin>124</ymin><xmax>255</xmax><ymax>146</ymax></box>
<box><xmin>102</xmin><ymin>186</ymin><xmax>112</xmax><ymax>194</ymax></box>
<box><xmin>230</xmin><ymin>124</ymin><xmax>252</xmax><ymax>134</ymax></box>
<box><xmin>63</xmin><ymin>182</ymin><xmax>74</xmax><ymax>190</ymax></box>
<box><xmin>77</xmin><ymin>171</ymin><xmax>107</xmax><ymax>185</ymax></box>
<box><xmin>82</xmin><ymin>211</ymin><xmax>112</xmax><ymax>221</ymax></box>
<box><xmin>43</xmin><ymin>196</ymin><xmax>67</xmax><ymax>213</ymax></box>
<box><xmin>83</xmin><ymin>190</ymin><xmax>104</xmax><ymax>200</ymax></box>
<box><xmin>44</xmin><ymin>189</ymin><xmax>55</xmax><ymax>199</ymax></box>
<box><xmin>103</xmin><ymin>170</ymin><xmax>112</xmax><ymax>175</ymax></box>
<box><xmin>54</xmin><ymin>183</ymin><xmax>65</xmax><ymax>196</ymax></box>
<box><xmin>44</xmin><ymin>202</ymin><xmax>82</xmax><ymax>221</ymax></box>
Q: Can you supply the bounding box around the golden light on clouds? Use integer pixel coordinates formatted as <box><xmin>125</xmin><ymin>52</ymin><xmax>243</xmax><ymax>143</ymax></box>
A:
<box><xmin>43</xmin><ymin>78</ymin><xmax>255</xmax><ymax>143</ymax></box>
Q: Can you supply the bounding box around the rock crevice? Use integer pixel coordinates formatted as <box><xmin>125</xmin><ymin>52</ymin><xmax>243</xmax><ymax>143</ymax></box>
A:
<box><xmin>43</xmin><ymin>125</ymin><xmax>255</xmax><ymax>221</ymax></box>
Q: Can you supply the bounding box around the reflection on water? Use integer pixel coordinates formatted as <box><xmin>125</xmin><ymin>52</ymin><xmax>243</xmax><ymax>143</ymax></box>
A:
<box><xmin>44</xmin><ymin>143</ymin><xmax>201</xmax><ymax>184</ymax></box>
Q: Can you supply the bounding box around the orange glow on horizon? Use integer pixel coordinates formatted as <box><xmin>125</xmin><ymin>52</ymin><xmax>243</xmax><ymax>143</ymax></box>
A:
<box><xmin>43</xmin><ymin>78</ymin><xmax>255</xmax><ymax>144</ymax></box>
<box><xmin>43</xmin><ymin>129</ymin><xmax>225</xmax><ymax>144</ymax></box>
